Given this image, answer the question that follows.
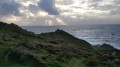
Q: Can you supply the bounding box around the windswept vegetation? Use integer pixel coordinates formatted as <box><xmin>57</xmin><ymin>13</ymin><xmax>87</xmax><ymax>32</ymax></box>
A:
<box><xmin>0</xmin><ymin>21</ymin><xmax>120</xmax><ymax>67</ymax></box>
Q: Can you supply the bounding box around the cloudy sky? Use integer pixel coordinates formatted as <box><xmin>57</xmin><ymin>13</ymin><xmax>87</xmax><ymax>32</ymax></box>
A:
<box><xmin>0</xmin><ymin>0</ymin><xmax>120</xmax><ymax>26</ymax></box>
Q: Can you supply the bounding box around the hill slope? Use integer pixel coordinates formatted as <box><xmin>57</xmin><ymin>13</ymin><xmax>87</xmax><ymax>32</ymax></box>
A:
<box><xmin>0</xmin><ymin>21</ymin><xmax>120</xmax><ymax>67</ymax></box>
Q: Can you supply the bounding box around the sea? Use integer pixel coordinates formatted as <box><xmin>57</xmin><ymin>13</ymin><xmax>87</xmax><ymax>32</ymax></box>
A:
<box><xmin>22</xmin><ymin>24</ymin><xmax>120</xmax><ymax>49</ymax></box>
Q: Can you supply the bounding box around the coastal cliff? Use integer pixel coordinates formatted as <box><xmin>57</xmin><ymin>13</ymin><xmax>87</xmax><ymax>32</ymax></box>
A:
<box><xmin>0</xmin><ymin>21</ymin><xmax>120</xmax><ymax>67</ymax></box>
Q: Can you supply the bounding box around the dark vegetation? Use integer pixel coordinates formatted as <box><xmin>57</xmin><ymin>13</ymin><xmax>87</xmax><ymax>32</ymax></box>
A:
<box><xmin>0</xmin><ymin>21</ymin><xmax>120</xmax><ymax>67</ymax></box>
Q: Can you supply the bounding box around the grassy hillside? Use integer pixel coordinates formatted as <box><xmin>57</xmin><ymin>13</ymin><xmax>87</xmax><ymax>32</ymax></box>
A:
<box><xmin>0</xmin><ymin>21</ymin><xmax>120</xmax><ymax>67</ymax></box>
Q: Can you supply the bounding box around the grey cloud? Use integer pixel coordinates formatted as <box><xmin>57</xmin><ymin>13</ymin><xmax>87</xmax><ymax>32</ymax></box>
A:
<box><xmin>38</xmin><ymin>0</ymin><xmax>59</xmax><ymax>15</ymax></box>
<box><xmin>0</xmin><ymin>0</ymin><xmax>20</xmax><ymax>16</ymax></box>
<box><xmin>57</xmin><ymin>15</ymin><xmax>120</xmax><ymax>25</ymax></box>
<box><xmin>29</xmin><ymin>4</ymin><xmax>39</xmax><ymax>13</ymax></box>
<box><xmin>110</xmin><ymin>9</ymin><xmax>120</xmax><ymax>15</ymax></box>
<box><xmin>89</xmin><ymin>0</ymin><xmax>120</xmax><ymax>14</ymax></box>
<box><xmin>91</xmin><ymin>0</ymin><xmax>102</xmax><ymax>2</ymax></box>
<box><xmin>58</xmin><ymin>0</ymin><xmax>73</xmax><ymax>5</ymax></box>
<box><xmin>90</xmin><ymin>4</ymin><xmax>116</xmax><ymax>10</ymax></box>
<box><xmin>114</xmin><ymin>0</ymin><xmax>120</xmax><ymax>4</ymax></box>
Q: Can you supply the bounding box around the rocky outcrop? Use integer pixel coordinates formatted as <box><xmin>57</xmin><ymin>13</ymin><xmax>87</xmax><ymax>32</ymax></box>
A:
<box><xmin>4</xmin><ymin>51</ymin><xmax>12</xmax><ymax>61</ymax></box>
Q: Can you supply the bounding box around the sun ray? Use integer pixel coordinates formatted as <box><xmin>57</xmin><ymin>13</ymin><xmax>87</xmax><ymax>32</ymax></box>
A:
<box><xmin>45</xmin><ymin>20</ymin><xmax>53</xmax><ymax>26</ymax></box>
<box><xmin>56</xmin><ymin>18</ymin><xmax>66</xmax><ymax>25</ymax></box>
<box><xmin>48</xmin><ymin>20</ymin><xmax>53</xmax><ymax>26</ymax></box>
<box><xmin>44</xmin><ymin>20</ymin><xmax>48</xmax><ymax>26</ymax></box>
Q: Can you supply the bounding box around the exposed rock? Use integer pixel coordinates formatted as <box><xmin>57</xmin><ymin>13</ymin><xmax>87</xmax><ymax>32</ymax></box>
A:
<box><xmin>49</xmin><ymin>41</ymin><xmax>58</xmax><ymax>44</ymax></box>
<box><xmin>11</xmin><ymin>35</ymin><xmax>20</xmax><ymax>39</ymax></box>
<box><xmin>19</xmin><ymin>43</ymin><xmax>37</xmax><ymax>49</ymax></box>
<box><xmin>4</xmin><ymin>51</ymin><xmax>12</xmax><ymax>61</ymax></box>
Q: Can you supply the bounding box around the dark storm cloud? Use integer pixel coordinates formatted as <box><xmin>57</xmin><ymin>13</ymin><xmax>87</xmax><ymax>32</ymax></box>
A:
<box><xmin>0</xmin><ymin>0</ymin><xmax>20</xmax><ymax>16</ymax></box>
<box><xmin>38</xmin><ymin>0</ymin><xmax>59</xmax><ymax>15</ymax></box>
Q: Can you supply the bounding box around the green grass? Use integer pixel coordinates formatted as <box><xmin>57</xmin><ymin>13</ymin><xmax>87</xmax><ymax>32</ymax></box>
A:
<box><xmin>59</xmin><ymin>58</ymin><xmax>86</xmax><ymax>67</ymax></box>
<box><xmin>55</xmin><ymin>30</ymin><xmax>93</xmax><ymax>49</ymax></box>
<box><xmin>0</xmin><ymin>22</ymin><xmax>120</xmax><ymax>67</ymax></box>
<box><xmin>59</xmin><ymin>58</ymin><xmax>120</xmax><ymax>67</ymax></box>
